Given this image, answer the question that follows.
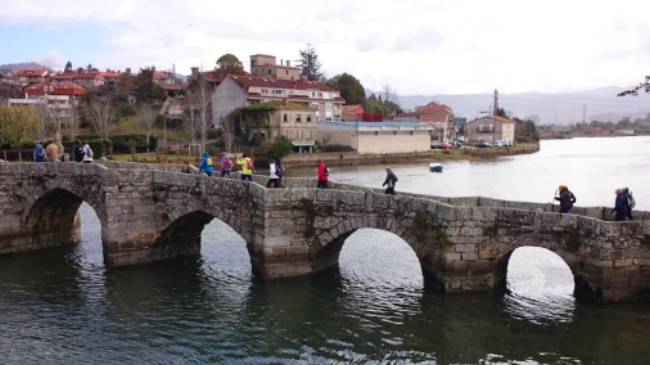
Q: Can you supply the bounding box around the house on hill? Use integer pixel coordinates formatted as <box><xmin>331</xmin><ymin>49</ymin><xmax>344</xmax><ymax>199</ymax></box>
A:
<box><xmin>9</xmin><ymin>82</ymin><xmax>86</xmax><ymax>119</ymax></box>
<box><xmin>209</xmin><ymin>74</ymin><xmax>344</xmax><ymax>128</ymax></box>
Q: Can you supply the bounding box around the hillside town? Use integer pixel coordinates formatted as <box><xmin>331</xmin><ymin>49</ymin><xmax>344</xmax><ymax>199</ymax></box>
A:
<box><xmin>0</xmin><ymin>48</ymin><xmax>537</xmax><ymax>162</ymax></box>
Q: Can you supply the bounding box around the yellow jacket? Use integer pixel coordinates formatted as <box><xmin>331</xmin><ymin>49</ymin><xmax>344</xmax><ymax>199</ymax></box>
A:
<box><xmin>237</xmin><ymin>157</ymin><xmax>253</xmax><ymax>175</ymax></box>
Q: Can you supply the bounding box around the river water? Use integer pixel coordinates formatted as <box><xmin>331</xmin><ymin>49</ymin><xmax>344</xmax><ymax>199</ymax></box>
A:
<box><xmin>1</xmin><ymin>137</ymin><xmax>649</xmax><ymax>364</ymax></box>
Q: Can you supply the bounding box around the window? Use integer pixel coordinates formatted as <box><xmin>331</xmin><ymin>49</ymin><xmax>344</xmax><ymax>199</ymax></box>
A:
<box><xmin>306</xmin><ymin>114</ymin><xmax>312</xmax><ymax>123</ymax></box>
<box><xmin>283</xmin><ymin>114</ymin><xmax>288</xmax><ymax>122</ymax></box>
<box><xmin>273</xmin><ymin>89</ymin><xmax>283</xmax><ymax>95</ymax></box>
<box><xmin>296</xmin><ymin>113</ymin><xmax>302</xmax><ymax>123</ymax></box>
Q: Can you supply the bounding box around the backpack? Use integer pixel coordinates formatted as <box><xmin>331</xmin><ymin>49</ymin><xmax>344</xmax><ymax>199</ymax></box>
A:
<box><xmin>223</xmin><ymin>159</ymin><xmax>232</xmax><ymax>169</ymax></box>
<box><xmin>246</xmin><ymin>158</ymin><xmax>254</xmax><ymax>170</ymax></box>
<box><xmin>206</xmin><ymin>158</ymin><xmax>213</xmax><ymax>166</ymax></box>
<box><xmin>628</xmin><ymin>193</ymin><xmax>636</xmax><ymax>209</ymax></box>
<box><xmin>276</xmin><ymin>162</ymin><xmax>284</xmax><ymax>177</ymax></box>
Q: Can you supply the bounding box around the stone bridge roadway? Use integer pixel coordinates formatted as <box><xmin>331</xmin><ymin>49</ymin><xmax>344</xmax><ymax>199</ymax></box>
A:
<box><xmin>1</xmin><ymin>161</ymin><xmax>649</xmax><ymax>303</ymax></box>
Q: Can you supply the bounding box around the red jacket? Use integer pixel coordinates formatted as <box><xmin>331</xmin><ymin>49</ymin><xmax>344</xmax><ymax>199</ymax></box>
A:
<box><xmin>318</xmin><ymin>162</ymin><xmax>328</xmax><ymax>182</ymax></box>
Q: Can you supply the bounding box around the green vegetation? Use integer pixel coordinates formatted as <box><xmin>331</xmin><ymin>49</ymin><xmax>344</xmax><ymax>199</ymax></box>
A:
<box><xmin>215</xmin><ymin>53</ymin><xmax>244</xmax><ymax>76</ymax></box>
<box><xmin>327</xmin><ymin>73</ymin><xmax>366</xmax><ymax>105</ymax></box>
<box><xmin>298</xmin><ymin>43</ymin><xmax>322</xmax><ymax>81</ymax></box>
<box><xmin>0</xmin><ymin>105</ymin><xmax>42</xmax><ymax>152</ymax></box>
<box><xmin>413</xmin><ymin>211</ymin><xmax>449</xmax><ymax>245</ymax></box>
<box><xmin>265</xmin><ymin>136</ymin><xmax>294</xmax><ymax>160</ymax></box>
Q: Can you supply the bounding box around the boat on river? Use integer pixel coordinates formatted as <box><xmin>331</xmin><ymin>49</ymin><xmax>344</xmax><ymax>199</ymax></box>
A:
<box><xmin>429</xmin><ymin>163</ymin><xmax>443</xmax><ymax>172</ymax></box>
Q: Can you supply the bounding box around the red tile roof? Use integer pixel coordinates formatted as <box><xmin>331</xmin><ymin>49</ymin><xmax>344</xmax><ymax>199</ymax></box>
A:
<box><xmin>24</xmin><ymin>82</ymin><xmax>86</xmax><ymax>96</ymax></box>
<box><xmin>53</xmin><ymin>71</ymin><xmax>104</xmax><ymax>81</ymax></box>
<box><xmin>15</xmin><ymin>68</ymin><xmax>49</xmax><ymax>77</ymax></box>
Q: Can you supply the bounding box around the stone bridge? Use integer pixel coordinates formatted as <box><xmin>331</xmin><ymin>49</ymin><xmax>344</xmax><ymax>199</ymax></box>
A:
<box><xmin>1</xmin><ymin>161</ymin><xmax>649</xmax><ymax>303</ymax></box>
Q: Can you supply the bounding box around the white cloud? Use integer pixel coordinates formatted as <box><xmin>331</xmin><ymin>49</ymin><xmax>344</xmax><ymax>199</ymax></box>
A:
<box><xmin>35</xmin><ymin>50</ymin><xmax>65</xmax><ymax>69</ymax></box>
<box><xmin>2</xmin><ymin>0</ymin><xmax>650</xmax><ymax>94</ymax></box>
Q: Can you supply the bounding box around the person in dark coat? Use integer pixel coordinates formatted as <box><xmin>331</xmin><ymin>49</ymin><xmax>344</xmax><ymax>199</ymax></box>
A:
<box><xmin>554</xmin><ymin>185</ymin><xmax>576</xmax><ymax>214</ymax></box>
<box><xmin>612</xmin><ymin>188</ymin><xmax>631</xmax><ymax>221</ymax></box>
<box><xmin>34</xmin><ymin>143</ymin><xmax>45</xmax><ymax>162</ymax></box>
<box><xmin>382</xmin><ymin>167</ymin><xmax>398</xmax><ymax>195</ymax></box>
<box><xmin>72</xmin><ymin>140</ymin><xmax>84</xmax><ymax>163</ymax></box>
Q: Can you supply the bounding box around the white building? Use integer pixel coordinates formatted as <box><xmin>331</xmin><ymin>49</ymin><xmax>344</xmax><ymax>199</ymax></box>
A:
<box><xmin>317</xmin><ymin>121</ymin><xmax>433</xmax><ymax>154</ymax></box>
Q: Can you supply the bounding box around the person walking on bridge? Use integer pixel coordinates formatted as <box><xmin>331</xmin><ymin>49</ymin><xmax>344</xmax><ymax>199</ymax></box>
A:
<box><xmin>382</xmin><ymin>167</ymin><xmax>398</xmax><ymax>195</ymax></box>
<box><xmin>267</xmin><ymin>159</ymin><xmax>280</xmax><ymax>188</ymax></box>
<box><xmin>220</xmin><ymin>153</ymin><xmax>232</xmax><ymax>178</ymax></box>
<box><xmin>199</xmin><ymin>152</ymin><xmax>214</xmax><ymax>176</ymax></box>
<box><xmin>554</xmin><ymin>185</ymin><xmax>576</xmax><ymax>214</ymax></box>
<box><xmin>34</xmin><ymin>142</ymin><xmax>45</xmax><ymax>162</ymax></box>
<box><xmin>237</xmin><ymin>153</ymin><xmax>254</xmax><ymax>182</ymax></box>
<box><xmin>612</xmin><ymin>188</ymin><xmax>633</xmax><ymax>221</ymax></box>
<box><xmin>317</xmin><ymin>160</ymin><xmax>329</xmax><ymax>189</ymax></box>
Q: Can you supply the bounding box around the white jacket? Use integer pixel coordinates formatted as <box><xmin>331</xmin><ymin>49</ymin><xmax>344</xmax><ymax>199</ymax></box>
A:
<box><xmin>269</xmin><ymin>162</ymin><xmax>279</xmax><ymax>179</ymax></box>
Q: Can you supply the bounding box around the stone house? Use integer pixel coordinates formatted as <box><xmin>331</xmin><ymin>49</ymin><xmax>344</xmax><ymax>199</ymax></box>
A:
<box><xmin>394</xmin><ymin>101</ymin><xmax>454</xmax><ymax>144</ymax></box>
<box><xmin>317</xmin><ymin>121</ymin><xmax>433</xmax><ymax>154</ymax></box>
<box><xmin>239</xmin><ymin>101</ymin><xmax>318</xmax><ymax>153</ymax></box>
<box><xmin>250</xmin><ymin>54</ymin><xmax>302</xmax><ymax>81</ymax></box>
<box><xmin>210</xmin><ymin>74</ymin><xmax>344</xmax><ymax>128</ymax></box>
<box><xmin>465</xmin><ymin>116</ymin><xmax>515</xmax><ymax>145</ymax></box>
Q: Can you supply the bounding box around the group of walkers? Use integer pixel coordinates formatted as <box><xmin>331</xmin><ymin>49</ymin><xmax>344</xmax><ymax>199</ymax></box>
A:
<box><xmin>33</xmin><ymin>140</ymin><xmax>93</xmax><ymax>163</ymax></box>
<box><xmin>554</xmin><ymin>184</ymin><xmax>636</xmax><ymax>221</ymax></box>
<box><xmin>198</xmin><ymin>152</ymin><xmax>263</xmax><ymax>183</ymax></box>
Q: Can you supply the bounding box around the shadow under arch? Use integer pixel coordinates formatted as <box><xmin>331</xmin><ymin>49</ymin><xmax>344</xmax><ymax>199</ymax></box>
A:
<box><xmin>153</xmin><ymin>210</ymin><xmax>254</xmax><ymax>273</ymax></box>
<box><xmin>312</xmin><ymin>227</ymin><xmax>442</xmax><ymax>289</ymax></box>
<box><xmin>24</xmin><ymin>187</ymin><xmax>104</xmax><ymax>252</ymax></box>
<box><xmin>495</xmin><ymin>245</ymin><xmax>602</xmax><ymax>303</ymax></box>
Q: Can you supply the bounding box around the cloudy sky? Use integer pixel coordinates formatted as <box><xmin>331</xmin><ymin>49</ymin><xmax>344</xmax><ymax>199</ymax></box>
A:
<box><xmin>1</xmin><ymin>0</ymin><xmax>649</xmax><ymax>95</ymax></box>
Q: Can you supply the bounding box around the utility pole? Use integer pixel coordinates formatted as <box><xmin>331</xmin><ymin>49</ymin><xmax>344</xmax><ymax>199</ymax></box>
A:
<box><xmin>493</xmin><ymin>89</ymin><xmax>499</xmax><ymax>116</ymax></box>
<box><xmin>582</xmin><ymin>104</ymin><xmax>587</xmax><ymax>123</ymax></box>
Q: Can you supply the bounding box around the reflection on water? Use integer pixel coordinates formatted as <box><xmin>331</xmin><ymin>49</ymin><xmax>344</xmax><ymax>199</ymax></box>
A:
<box><xmin>2</xmin><ymin>136</ymin><xmax>650</xmax><ymax>365</ymax></box>
<box><xmin>504</xmin><ymin>247</ymin><xmax>576</xmax><ymax>325</ymax></box>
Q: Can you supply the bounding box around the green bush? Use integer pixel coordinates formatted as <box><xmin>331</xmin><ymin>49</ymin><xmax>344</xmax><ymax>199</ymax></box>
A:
<box><xmin>207</xmin><ymin>129</ymin><xmax>222</xmax><ymax>139</ymax></box>
<box><xmin>265</xmin><ymin>136</ymin><xmax>294</xmax><ymax>159</ymax></box>
<box><xmin>116</xmin><ymin>105</ymin><xmax>136</xmax><ymax>118</ymax></box>
<box><xmin>109</xmin><ymin>134</ymin><xmax>158</xmax><ymax>153</ymax></box>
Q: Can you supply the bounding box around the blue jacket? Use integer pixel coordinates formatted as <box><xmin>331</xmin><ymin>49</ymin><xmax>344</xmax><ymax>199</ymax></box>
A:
<box><xmin>34</xmin><ymin>144</ymin><xmax>45</xmax><ymax>162</ymax></box>
<box><xmin>613</xmin><ymin>193</ymin><xmax>630</xmax><ymax>220</ymax></box>
<box><xmin>199</xmin><ymin>153</ymin><xmax>214</xmax><ymax>175</ymax></box>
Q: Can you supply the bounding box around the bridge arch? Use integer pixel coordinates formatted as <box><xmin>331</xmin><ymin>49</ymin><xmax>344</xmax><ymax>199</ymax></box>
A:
<box><xmin>153</xmin><ymin>209</ymin><xmax>254</xmax><ymax>268</ymax></box>
<box><xmin>495</xmin><ymin>245</ymin><xmax>602</xmax><ymax>302</ymax></box>
<box><xmin>23</xmin><ymin>187</ymin><xmax>105</xmax><ymax>252</ymax></box>
<box><xmin>311</xmin><ymin>217</ymin><xmax>443</xmax><ymax>288</ymax></box>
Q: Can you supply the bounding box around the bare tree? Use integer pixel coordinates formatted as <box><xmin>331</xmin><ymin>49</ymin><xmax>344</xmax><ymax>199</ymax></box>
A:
<box><xmin>382</xmin><ymin>84</ymin><xmax>396</xmax><ymax>104</ymax></box>
<box><xmin>187</xmin><ymin>73</ymin><xmax>211</xmax><ymax>154</ymax></box>
<box><xmin>87</xmin><ymin>96</ymin><xmax>115</xmax><ymax>155</ymax></box>
<box><xmin>137</xmin><ymin>103</ymin><xmax>157</xmax><ymax>152</ymax></box>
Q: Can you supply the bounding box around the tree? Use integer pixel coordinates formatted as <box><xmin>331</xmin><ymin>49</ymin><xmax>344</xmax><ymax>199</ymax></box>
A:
<box><xmin>495</xmin><ymin>107</ymin><xmax>507</xmax><ymax>117</ymax></box>
<box><xmin>64</xmin><ymin>61</ymin><xmax>73</xmax><ymax>73</ymax></box>
<box><xmin>618</xmin><ymin>76</ymin><xmax>650</xmax><ymax>97</ymax></box>
<box><xmin>86</xmin><ymin>95</ymin><xmax>116</xmax><ymax>155</ymax></box>
<box><xmin>298</xmin><ymin>43</ymin><xmax>322</xmax><ymax>81</ymax></box>
<box><xmin>0</xmin><ymin>106</ymin><xmax>42</xmax><ymax>160</ymax></box>
<box><xmin>187</xmin><ymin>73</ymin><xmax>211</xmax><ymax>154</ymax></box>
<box><xmin>266</xmin><ymin>136</ymin><xmax>294</xmax><ymax>160</ymax></box>
<box><xmin>215</xmin><ymin>53</ymin><xmax>244</xmax><ymax>76</ymax></box>
<box><xmin>134</xmin><ymin>67</ymin><xmax>165</xmax><ymax>103</ymax></box>
<box><xmin>328</xmin><ymin>73</ymin><xmax>366</xmax><ymax>105</ymax></box>
<box><xmin>137</xmin><ymin>103</ymin><xmax>157</xmax><ymax>152</ymax></box>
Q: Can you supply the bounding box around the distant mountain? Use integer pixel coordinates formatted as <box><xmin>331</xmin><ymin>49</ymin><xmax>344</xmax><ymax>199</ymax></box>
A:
<box><xmin>0</xmin><ymin>62</ymin><xmax>53</xmax><ymax>72</ymax></box>
<box><xmin>397</xmin><ymin>87</ymin><xmax>650</xmax><ymax>125</ymax></box>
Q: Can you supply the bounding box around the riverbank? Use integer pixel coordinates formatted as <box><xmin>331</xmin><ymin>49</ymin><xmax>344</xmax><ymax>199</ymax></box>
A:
<box><xmin>281</xmin><ymin>143</ymin><xmax>540</xmax><ymax>168</ymax></box>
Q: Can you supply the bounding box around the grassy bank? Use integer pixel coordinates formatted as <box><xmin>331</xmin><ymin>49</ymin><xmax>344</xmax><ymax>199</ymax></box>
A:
<box><xmin>109</xmin><ymin>143</ymin><xmax>540</xmax><ymax>169</ymax></box>
<box><xmin>281</xmin><ymin>143</ymin><xmax>540</xmax><ymax>168</ymax></box>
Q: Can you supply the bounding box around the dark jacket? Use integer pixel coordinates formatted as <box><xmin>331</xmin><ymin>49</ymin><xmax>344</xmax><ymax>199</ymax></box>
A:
<box><xmin>73</xmin><ymin>143</ymin><xmax>84</xmax><ymax>162</ymax></box>
<box><xmin>382</xmin><ymin>171</ymin><xmax>398</xmax><ymax>188</ymax></box>
<box><xmin>555</xmin><ymin>189</ymin><xmax>576</xmax><ymax>212</ymax></box>
<box><xmin>612</xmin><ymin>193</ymin><xmax>630</xmax><ymax>221</ymax></box>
